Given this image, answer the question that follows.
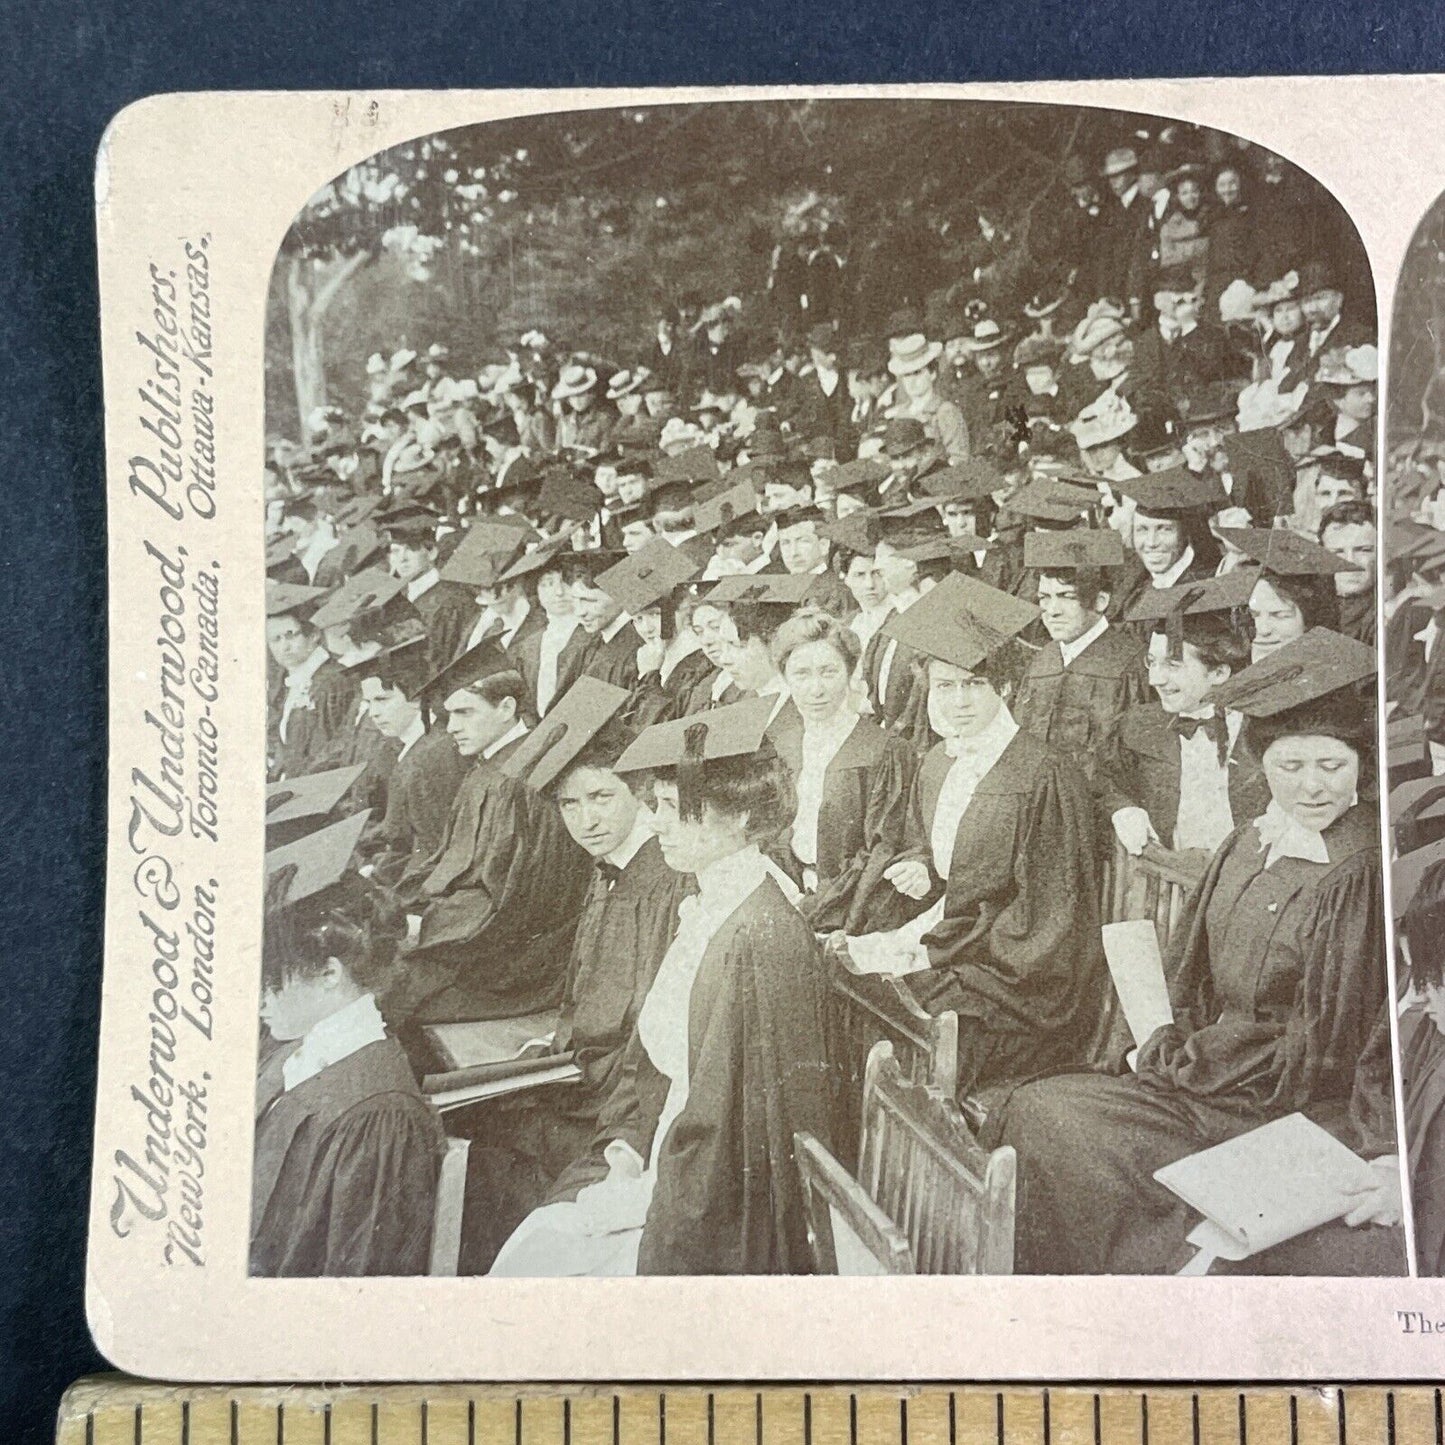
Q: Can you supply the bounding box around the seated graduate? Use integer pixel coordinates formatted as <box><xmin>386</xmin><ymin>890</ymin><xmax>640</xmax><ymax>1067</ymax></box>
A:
<box><xmin>1113</xmin><ymin>466</ymin><xmax>1227</xmax><ymax>593</ymax></box>
<box><xmin>1101</xmin><ymin>573</ymin><xmax>1268</xmax><ymax>859</ymax></box>
<box><xmin>1318</xmin><ymin>498</ymin><xmax>1377</xmax><ymax>648</ymax></box>
<box><xmin>265</xmin><ymin>581</ymin><xmax>359</xmax><ymax>781</ymax></box>
<box><xmin>773</xmin><ymin>504</ymin><xmax>857</xmax><ymax>617</ymax></box>
<box><xmin>996</xmin><ymin>629</ymin><xmax>1403</xmax><ymax>1275</ymax></box>
<box><xmin>765</xmin><ymin>607</ymin><xmax>918</xmax><ymax>934</ymax></box>
<box><xmin>1215</xmin><ymin>525</ymin><xmax>1349</xmax><ymax>662</ymax></box>
<box><xmin>461</xmin><ymin>682</ymin><xmax>696</xmax><ymax>1268</ymax></box>
<box><xmin>393</xmin><ymin>640</ymin><xmax>595</xmax><ymax>1036</ymax></box>
<box><xmin>1012</xmin><ymin>528</ymin><xmax>1150</xmax><ymax>774</ymax></box>
<box><xmin>253</xmin><ymin>842</ymin><xmax>444</xmax><ymax>1277</ymax></box>
<box><xmin>702</xmin><ymin>572</ymin><xmax>812</xmax><ymax>716</ymax></box>
<box><xmin>590</xmin><ymin>537</ymin><xmax>711</xmax><ymax>727</ymax></box>
<box><xmin>567</xmin><ymin>550</ymin><xmax>645</xmax><ymax>692</ymax></box>
<box><xmin>494</xmin><ymin>544</ymin><xmax>590</xmax><ymax>721</ymax></box>
<box><xmin>488</xmin><ymin>698</ymin><xmax>833</xmax><ymax>1276</ymax></box>
<box><xmin>844</xmin><ymin>574</ymin><xmax>1111</xmax><ymax>1103</ymax></box>
<box><xmin>1394</xmin><ymin>844</ymin><xmax>1445</xmax><ymax>1276</ymax></box>
<box><xmin>380</xmin><ymin>503</ymin><xmax>478</xmax><ymax>673</ymax></box>
<box><xmin>352</xmin><ymin>629</ymin><xmax>467</xmax><ymax>893</ymax></box>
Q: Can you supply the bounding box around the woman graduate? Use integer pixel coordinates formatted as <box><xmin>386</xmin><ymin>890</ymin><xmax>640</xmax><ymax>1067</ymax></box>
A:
<box><xmin>996</xmin><ymin>628</ymin><xmax>1405</xmax><ymax>1275</ymax></box>
<box><xmin>844</xmin><ymin>574</ymin><xmax>1112</xmax><ymax>1104</ymax></box>
<box><xmin>766</xmin><ymin>608</ymin><xmax>919</xmax><ymax>935</ymax></box>
<box><xmin>489</xmin><ymin>697</ymin><xmax>834</xmax><ymax>1276</ymax></box>
<box><xmin>1215</xmin><ymin>526</ymin><xmax>1350</xmax><ymax>662</ymax></box>
<box><xmin>252</xmin><ymin>821</ymin><xmax>444</xmax><ymax>1276</ymax></box>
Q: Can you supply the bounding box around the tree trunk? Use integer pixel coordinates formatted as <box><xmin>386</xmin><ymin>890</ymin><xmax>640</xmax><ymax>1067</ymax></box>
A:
<box><xmin>284</xmin><ymin>251</ymin><xmax>372</xmax><ymax>433</ymax></box>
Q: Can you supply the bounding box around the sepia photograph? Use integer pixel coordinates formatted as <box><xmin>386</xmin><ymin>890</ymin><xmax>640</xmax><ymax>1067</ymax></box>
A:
<box><xmin>256</xmin><ymin>97</ymin><xmax>1404</xmax><ymax>1280</ymax></box>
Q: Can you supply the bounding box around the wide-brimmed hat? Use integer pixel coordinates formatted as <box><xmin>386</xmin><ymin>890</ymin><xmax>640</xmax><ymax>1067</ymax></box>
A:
<box><xmin>426</xmin><ymin>342</ymin><xmax>450</xmax><ymax>361</ymax></box>
<box><xmin>365</xmin><ymin>352</ymin><xmax>388</xmax><ymax>376</ymax></box>
<box><xmin>887</xmin><ymin>333</ymin><xmax>944</xmax><ymax>377</ymax></box>
<box><xmin>1070</xmin><ymin>389</ymin><xmax>1137</xmax><ymax>449</ymax></box>
<box><xmin>606</xmin><ymin>368</ymin><xmax>648</xmax><ymax>400</ymax></box>
<box><xmin>964</xmin><ymin>319</ymin><xmax>1007</xmax><ymax>353</ymax></box>
<box><xmin>552</xmin><ymin>364</ymin><xmax>599</xmax><ymax>400</ymax></box>
<box><xmin>1102</xmin><ymin>147</ymin><xmax>1140</xmax><ymax>178</ymax></box>
<box><xmin>390</xmin><ymin>348</ymin><xmax>417</xmax><ymax>372</ymax></box>
<box><xmin>1068</xmin><ymin>313</ymin><xmax>1129</xmax><ymax>363</ymax></box>
<box><xmin>1315</xmin><ymin>344</ymin><xmax>1378</xmax><ymax>388</ymax></box>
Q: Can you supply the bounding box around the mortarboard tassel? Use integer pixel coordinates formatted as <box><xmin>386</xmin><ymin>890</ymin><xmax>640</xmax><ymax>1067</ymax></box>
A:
<box><xmin>678</xmin><ymin>721</ymin><xmax>710</xmax><ymax>824</ymax></box>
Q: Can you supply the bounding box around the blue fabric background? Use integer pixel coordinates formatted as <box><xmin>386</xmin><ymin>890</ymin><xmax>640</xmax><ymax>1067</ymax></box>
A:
<box><xmin>3</xmin><ymin>5</ymin><xmax>1444</xmax><ymax>1440</ymax></box>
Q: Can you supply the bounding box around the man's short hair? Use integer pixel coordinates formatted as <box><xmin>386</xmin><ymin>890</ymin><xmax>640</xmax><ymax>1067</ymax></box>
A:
<box><xmin>1038</xmin><ymin>566</ymin><xmax>1109</xmax><ymax>608</ymax></box>
<box><xmin>1318</xmin><ymin>498</ymin><xmax>1375</xmax><ymax>538</ymax></box>
<box><xmin>1150</xmin><ymin>613</ymin><xmax>1250</xmax><ymax>675</ymax></box>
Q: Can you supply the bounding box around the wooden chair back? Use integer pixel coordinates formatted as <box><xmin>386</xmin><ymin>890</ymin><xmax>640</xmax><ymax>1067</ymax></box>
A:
<box><xmin>1104</xmin><ymin>839</ymin><xmax>1208</xmax><ymax>953</ymax></box>
<box><xmin>427</xmin><ymin>1135</ymin><xmax>471</xmax><ymax>1277</ymax></box>
<box><xmin>829</xmin><ymin>957</ymin><xmax>959</xmax><ymax>1095</ymax></box>
<box><xmin>856</xmin><ymin>1041</ymin><xmax>1016</xmax><ymax>1275</ymax></box>
<box><xmin>793</xmin><ymin>1131</ymin><xmax>916</xmax><ymax>1275</ymax></box>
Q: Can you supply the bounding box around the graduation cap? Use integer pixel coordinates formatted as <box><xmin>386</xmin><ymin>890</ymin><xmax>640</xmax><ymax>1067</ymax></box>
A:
<box><xmin>332</xmin><ymin>494</ymin><xmax>384</xmax><ymax>530</ymax></box>
<box><xmin>498</xmin><ymin>543</ymin><xmax>571</xmax><ymax>586</ymax></box>
<box><xmin>1023</xmin><ymin>529</ymin><xmax>1124</xmax><ymax>570</ymax></box>
<box><xmin>266</xmin><ymin>535</ymin><xmax>299</xmax><ymax>574</ymax></box>
<box><xmin>880</xmin><ymin>573</ymin><xmax>1040</xmax><ymax>672</ymax></box>
<box><xmin>265</xmin><ymin>580</ymin><xmax>327</xmax><ymax>619</ymax></box>
<box><xmin>1114</xmin><ymin>466</ymin><xmax>1229</xmax><ymax>516</ymax></box>
<box><xmin>376</xmin><ymin>501</ymin><xmax>443</xmax><ymax>543</ymax></box>
<box><xmin>614</xmin><ymin>696</ymin><xmax>777</xmax><ymax>819</ymax></box>
<box><xmin>346</xmin><ymin>627</ymin><xmax>434</xmax><ymax>697</ymax></box>
<box><xmin>691</xmin><ymin>479</ymin><xmax>760</xmax><ymax>536</ymax></box>
<box><xmin>828</xmin><ymin>458</ymin><xmax>890</xmax><ymax>495</ymax></box>
<box><xmin>264</xmin><ymin>808</ymin><xmax>371</xmax><ymax>908</ymax></box>
<box><xmin>1002</xmin><ymin>477</ymin><xmax>1103</xmax><ymax>524</ymax></box>
<box><xmin>654</xmin><ymin>446</ymin><xmax>722</xmax><ymax>487</ymax></box>
<box><xmin>537</xmin><ymin>465</ymin><xmax>603</xmax><ymax>524</ymax></box>
<box><xmin>894</xmin><ymin>536</ymin><xmax>964</xmax><ymax>566</ymax></box>
<box><xmin>307</xmin><ymin>567</ymin><xmax>408</xmax><ymax>632</ymax></box>
<box><xmin>326</xmin><ymin>522</ymin><xmax>386</xmax><ymax>577</ymax></box>
<box><xmin>914</xmin><ymin>458</ymin><xmax>1006</xmax><ymax>503</ymax></box>
<box><xmin>1211</xmin><ymin>627</ymin><xmax>1375</xmax><ymax>717</ymax></box>
<box><xmin>439</xmin><ymin>523</ymin><xmax>528</xmax><ymax>590</ymax></box>
<box><xmin>265</xmin><ymin>764</ymin><xmax>367</xmax><ymax>832</ymax></box>
<box><xmin>416</xmin><ymin>638</ymin><xmax>514</xmax><ymax>707</ymax></box>
<box><xmin>706</xmin><ymin>572</ymin><xmax>816</xmax><ymax>608</ymax></box>
<box><xmin>821</xmin><ymin>512</ymin><xmax>881</xmax><ymax>557</ymax></box>
<box><xmin>497</xmin><ymin>676</ymin><xmax>632</xmax><ymax>791</ymax></box>
<box><xmin>596</xmin><ymin>537</ymin><xmax>700</xmax><ymax>615</ymax></box>
<box><xmin>1214</xmin><ymin>527</ymin><xmax>1359</xmax><ymax>577</ymax></box>
<box><xmin>1125</xmin><ymin>567</ymin><xmax>1260</xmax><ymax>624</ymax></box>
<box><xmin>1392</xmin><ymin>836</ymin><xmax>1445</xmax><ymax>923</ymax></box>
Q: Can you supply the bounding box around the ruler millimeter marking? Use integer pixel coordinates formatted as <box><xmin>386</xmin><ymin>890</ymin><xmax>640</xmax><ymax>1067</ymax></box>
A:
<box><xmin>56</xmin><ymin>1384</ymin><xmax>1439</xmax><ymax>1445</ymax></box>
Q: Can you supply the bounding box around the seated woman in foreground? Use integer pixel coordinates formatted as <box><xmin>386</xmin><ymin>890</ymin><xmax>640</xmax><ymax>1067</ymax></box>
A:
<box><xmin>995</xmin><ymin>628</ymin><xmax>1405</xmax><ymax>1275</ymax></box>
<box><xmin>489</xmin><ymin>696</ymin><xmax>834</xmax><ymax>1276</ymax></box>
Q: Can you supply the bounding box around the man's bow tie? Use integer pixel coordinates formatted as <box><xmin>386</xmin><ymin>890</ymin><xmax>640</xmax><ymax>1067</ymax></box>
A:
<box><xmin>1171</xmin><ymin>711</ymin><xmax>1228</xmax><ymax>764</ymax></box>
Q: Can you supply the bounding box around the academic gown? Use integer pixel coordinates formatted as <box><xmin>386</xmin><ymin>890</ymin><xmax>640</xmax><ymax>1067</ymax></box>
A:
<box><xmin>1012</xmin><ymin>626</ymin><xmax>1150</xmax><ymax>781</ymax></box>
<box><xmin>860</xmin><ymin>625</ymin><xmax>926</xmax><ymax>743</ymax></box>
<box><xmin>251</xmin><ymin>1036</ymin><xmax>444</xmax><ymax>1277</ymax></box>
<box><xmin>1400</xmin><ymin>1005</ymin><xmax>1445</xmax><ymax>1276</ymax></box>
<box><xmin>458</xmin><ymin>838</ymin><xmax>695</xmax><ymax>1272</ymax></box>
<box><xmin>401</xmin><ymin>749</ymin><xmax>595</xmax><ymax>1024</ymax></box>
<box><xmin>597</xmin><ymin>875</ymin><xmax>835</xmax><ymax>1275</ymax></box>
<box><xmin>1096</xmin><ymin>701</ymin><xmax>1270</xmax><ymax>849</ymax></box>
<box><xmin>800</xmin><ymin>566</ymin><xmax>857</xmax><ymax>620</ymax></box>
<box><xmin>365</xmin><ymin>726</ymin><xmax>469</xmax><ymax>897</ymax></box>
<box><xmin>995</xmin><ymin>804</ymin><xmax>1404</xmax><ymax>1276</ymax></box>
<box><xmin>270</xmin><ymin>659</ymin><xmax>358</xmax><ymax>781</ymax></box>
<box><xmin>411</xmin><ymin>580</ymin><xmax>480</xmax><ymax>672</ymax></box>
<box><xmin>510</xmin><ymin>619</ymin><xmax>591</xmax><ymax>720</ymax></box>
<box><xmin>332</xmin><ymin>705</ymin><xmax>401</xmax><ymax>817</ymax></box>
<box><xmin>628</xmin><ymin>648</ymin><xmax>719</xmax><ymax>727</ymax></box>
<box><xmin>580</xmin><ymin>623</ymin><xmax>643</xmax><ymax>693</ymax></box>
<box><xmin>894</xmin><ymin>729</ymin><xmax>1111</xmax><ymax>1100</ymax></box>
<box><xmin>766</xmin><ymin>703</ymin><xmax>919</xmax><ymax>935</ymax></box>
<box><xmin>1336</xmin><ymin>589</ymin><xmax>1377</xmax><ymax>650</ymax></box>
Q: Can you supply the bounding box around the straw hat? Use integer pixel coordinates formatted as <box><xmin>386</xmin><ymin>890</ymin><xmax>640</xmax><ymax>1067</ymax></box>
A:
<box><xmin>887</xmin><ymin>333</ymin><xmax>944</xmax><ymax>377</ymax></box>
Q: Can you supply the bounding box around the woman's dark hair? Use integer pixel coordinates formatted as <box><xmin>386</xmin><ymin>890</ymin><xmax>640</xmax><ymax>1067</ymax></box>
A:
<box><xmin>262</xmin><ymin>875</ymin><xmax>406</xmax><ymax>999</ymax></box>
<box><xmin>1151</xmin><ymin>612</ymin><xmax>1250</xmax><ymax>676</ymax></box>
<box><xmin>1242</xmin><ymin>696</ymin><xmax>1373</xmax><ymax>762</ymax></box>
<box><xmin>656</xmin><ymin>744</ymin><xmax>797</xmax><ymax>842</ymax></box>
<box><xmin>914</xmin><ymin>638</ymin><xmax>1033</xmax><ymax>700</ymax></box>
<box><xmin>1251</xmin><ymin>572</ymin><xmax>1340</xmax><ymax>635</ymax></box>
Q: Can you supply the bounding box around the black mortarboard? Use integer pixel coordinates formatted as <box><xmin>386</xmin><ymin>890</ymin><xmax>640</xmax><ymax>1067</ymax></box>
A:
<box><xmin>1024</xmin><ymin>529</ymin><xmax>1125</xmax><ymax>570</ymax></box>
<box><xmin>498</xmin><ymin>542</ymin><xmax>570</xmax><ymax>585</ymax></box>
<box><xmin>706</xmin><ymin>572</ymin><xmax>816</xmax><ymax>608</ymax></box>
<box><xmin>1211</xmin><ymin>627</ymin><xmax>1375</xmax><ymax>717</ymax></box>
<box><xmin>654</xmin><ymin>447</ymin><xmax>722</xmax><ymax>486</ymax></box>
<box><xmin>439</xmin><ymin>524</ymin><xmax>528</xmax><ymax>589</ymax></box>
<box><xmin>265</xmin><ymin>580</ymin><xmax>328</xmax><ymax>618</ymax></box>
<box><xmin>915</xmin><ymin>459</ymin><xmax>1006</xmax><ymax>503</ymax></box>
<box><xmin>264</xmin><ymin>809</ymin><xmax>371</xmax><ymax>907</ymax></box>
<box><xmin>346</xmin><ymin>627</ymin><xmax>433</xmax><ymax>697</ymax></box>
<box><xmin>537</xmin><ymin>465</ymin><xmax>603</xmax><ymax>524</ymax></box>
<box><xmin>1114</xmin><ymin>466</ymin><xmax>1229</xmax><ymax>516</ymax></box>
<box><xmin>376</xmin><ymin>501</ymin><xmax>443</xmax><ymax>542</ymax></box>
<box><xmin>497</xmin><ymin>676</ymin><xmax>632</xmax><ymax>791</ymax></box>
<box><xmin>1223</xmin><ymin>429</ymin><xmax>1294</xmax><ymax>502</ymax></box>
<box><xmin>821</xmin><ymin>513</ymin><xmax>881</xmax><ymax>556</ymax></box>
<box><xmin>1214</xmin><ymin>527</ymin><xmax>1359</xmax><ymax>577</ymax></box>
<box><xmin>416</xmin><ymin>638</ymin><xmax>514</xmax><ymax>707</ymax></box>
<box><xmin>265</xmin><ymin>764</ymin><xmax>367</xmax><ymax>833</ymax></box>
<box><xmin>880</xmin><ymin>573</ymin><xmax>1040</xmax><ymax>672</ymax></box>
<box><xmin>596</xmin><ymin>537</ymin><xmax>700</xmax><ymax>614</ymax></box>
<box><xmin>1392</xmin><ymin>837</ymin><xmax>1445</xmax><ymax>922</ymax></box>
<box><xmin>828</xmin><ymin>459</ymin><xmax>890</xmax><ymax>496</ymax></box>
<box><xmin>307</xmin><ymin>567</ymin><xmax>409</xmax><ymax>631</ymax></box>
<box><xmin>691</xmin><ymin>480</ymin><xmax>760</xmax><ymax>536</ymax></box>
<box><xmin>1002</xmin><ymin>478</ymin><xmax>1102</xmax><ymax>524</ymax></box>
<box><xmin>1125</xmin><ymin>567</ymin><xmax>1260</xmax><ymax>624</ymax></box>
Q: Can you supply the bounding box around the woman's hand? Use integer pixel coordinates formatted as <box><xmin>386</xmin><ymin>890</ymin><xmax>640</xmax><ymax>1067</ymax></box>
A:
<box><xmin>636</xmin><ymin>639</ymin><xmax>665</xmax><ymax>676</ymax></box>
<box><xmin>1111</xmin><ymin>807</ymin><xmax>1158</xmax><ymax>858</ymax></box>
<box><xmin>884</xmin><ymin>859</ymin><xmax>931</xmax><ymax>899</ymax></box>
<box><xmin>1342</xmin><ymin>1156</ymin><xmax>1403</xmax><ymax>1228</ymax></box>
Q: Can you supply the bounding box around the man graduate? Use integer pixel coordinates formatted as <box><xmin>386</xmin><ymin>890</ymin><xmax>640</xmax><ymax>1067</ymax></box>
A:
<box><xmin>395</xmin><ymin>640</ymin><xmax>595</xmax><ymax>1034</ymax></box>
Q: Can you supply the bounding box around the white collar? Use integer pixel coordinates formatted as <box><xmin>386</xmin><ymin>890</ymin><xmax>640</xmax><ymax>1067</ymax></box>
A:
<box><xmin>406</xmin><ymin>567</ymin><xmax>441</xmax><ymax>602</ymax></box>
<box><xmin>692</xmin><ymin>843</ymin><xmax>795</xmax><ymax>920</ymax></box>
<box><xmin>1151</xmin><ymin>544</ymin><xmax>1195</xmax><ymax>589</ymax></box>
<box><xmin>1252</xmin><ymin>799</ymin><xmax>1337</xmax><ymax>869</ymax></box>
<box><xmin>601</xmin><ymin>613</ymin><xmax>632</xmax><ymax>643</ymax></box>
<box><xmin>396</xmin><ymin>713</ymin><xmax>426</xmax><ymax>760</ymax></box>
<box><xmin>282</xmin><ymin>993</ymin><xmax>388</xmax><ymax>1092</ymax></box>
<box><xmin>286</xmin><ymin>646</ymin><xmax>330</xmax><ymax>691</ymax></box>
<box><xmin>1414</xmin><ymin>616</ymin><xmax>1440</xmax><ymax>645</ymax></box>
<box><xmin>1059</xmin><ymin>615</ymin><xmax>1109</xmax><ymax>668</ymax></box>
<box><xmin>543</xmin><ymin>611</ymin><xmax>579</xmax><ymax>636</ymax></box>
<box><xmin>605</xmin><ymin>812</ymin><xmax>655</xmax><ymax>872</ymax></box>
<box><xmin>298</xmin><ymin>526</ymin><xmax>338</xmax><ymax>578</ymax></box>
<box><xmin>801</xmin><ymin>706</ymin><xmax>859</xmax><ymax>747</ymax></box>
<box><xmin>482</xmin><ymin>718</ymin><xmax>529</xmax><ymax>761</ymax></box>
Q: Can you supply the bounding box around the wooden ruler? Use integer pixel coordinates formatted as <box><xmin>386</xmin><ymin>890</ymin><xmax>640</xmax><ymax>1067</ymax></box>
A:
<box><xmin>53</xmin><ymin>1381</ymin><xmax>1445</xmax><ymax>1445</ymax></box>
